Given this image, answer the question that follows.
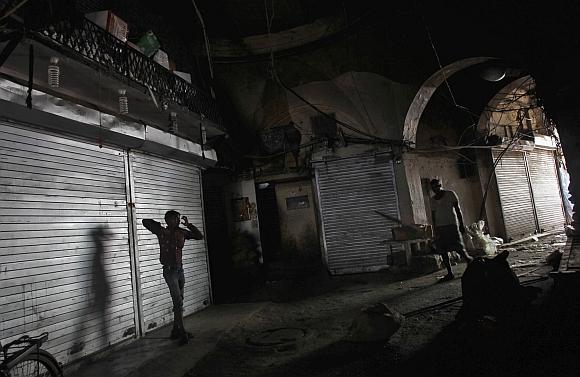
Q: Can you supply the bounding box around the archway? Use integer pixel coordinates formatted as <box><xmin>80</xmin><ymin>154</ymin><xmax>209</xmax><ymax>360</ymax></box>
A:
<box><xmin>403</xmin><ymin>57</ymin><xmax>497</xmax><ymax>145</ymax></box>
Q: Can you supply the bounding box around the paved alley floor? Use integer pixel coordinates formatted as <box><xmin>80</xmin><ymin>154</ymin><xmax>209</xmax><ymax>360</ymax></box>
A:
<box><xmin>65</xmin><ymin>303</ymin><xmax>266</xmax><ymax>377</ymax></box>
<box><xmin>67</xmin><ymin>232</ymin><xmax>576</xmax><ymax>377</ymax></box>
<box><xmin>186</xmin><ymin>232</ymin><xmax>575</xmax><ymax>377</ymax></box>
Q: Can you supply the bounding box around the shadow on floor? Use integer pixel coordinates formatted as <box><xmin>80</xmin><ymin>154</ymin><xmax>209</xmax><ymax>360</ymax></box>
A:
<box><xmin>393</xmin><ymin>281</ymin><xmax>580</xmax><ymax>377</ymax></box>
<box><xmin>196</xmin><ymin>277</ymin><xmax>580</xmax><ymax>377</ymax></box>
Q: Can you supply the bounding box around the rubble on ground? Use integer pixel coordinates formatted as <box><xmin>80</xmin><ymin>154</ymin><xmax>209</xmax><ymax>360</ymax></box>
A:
<box><xmin>346</xmin><ymin>303</ymin><xmax>404</xmax><ymax>342</ymax></box>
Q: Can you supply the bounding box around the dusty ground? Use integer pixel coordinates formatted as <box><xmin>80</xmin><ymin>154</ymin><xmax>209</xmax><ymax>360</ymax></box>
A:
<box><xmin>186</xmin><ymin>233</ymin><xmax>579</xmax><ymax>377</ymax></box>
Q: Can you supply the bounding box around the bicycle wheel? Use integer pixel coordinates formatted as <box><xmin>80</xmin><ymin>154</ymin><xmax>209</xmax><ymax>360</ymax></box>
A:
<box><xmin>8</xmin><ymin>349</ymin><xmax>61</xmax><ymax>377</ymax></box>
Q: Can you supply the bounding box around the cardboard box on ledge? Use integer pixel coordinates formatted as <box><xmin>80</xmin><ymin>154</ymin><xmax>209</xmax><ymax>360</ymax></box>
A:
<box><xmin>392</xmin><ymin>224</ymin><xmax>433</xmax><ymax>241</ymax></box>
<box><xmin>153</xmin><ymin>49</ymin><xmax>170</xmax><ymax>69</ymax></box>
<box><xmin>174</xmin><ymin>71</ymin><xmax>192</xmax><ymax>83</ymax></box>
<box><xmin>86</xmin><ymin>10</ymin><xmax>129</xmax><ymax>42</ymax></box>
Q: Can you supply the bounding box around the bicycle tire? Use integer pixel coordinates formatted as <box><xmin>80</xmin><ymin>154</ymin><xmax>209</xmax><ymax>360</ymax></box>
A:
<box><xmin>7</xmin><ymin>349</ymin><xmax>62</xmax><ymax>377</ymax></box>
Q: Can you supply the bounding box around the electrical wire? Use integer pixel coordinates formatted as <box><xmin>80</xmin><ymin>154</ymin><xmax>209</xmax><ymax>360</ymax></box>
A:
<box><xmin>264</xmin><ymin>0</ymin><xmax>276</xmax><ymax>75</ymax></box>
<box><xmin>483</xmin><ymin>77</ymin><xmax>534</xmax><ymax>138</ymax></box>
<box><xmin>274</xmin><ymin>72</ymin><xmax>403</xmax><ymax>143</ymax></box>
<box><xmin>262</xmin><ymin>0</ymin><xmax>407</xmax><ymax>147</ymax></box>
<box><xmin>418</xmin><ymin>9</ymin><xmax>476</xmax><ymax>119</ymax></box>
<box><xmin>0</xmin><ymin>0</ymin><xmax>29</xmax><ymax>22</ymax></box>
<box><xmin>456</xmin><ymin>123</ymin><xmax>476</xmax><ymax>146</ymax></box>
<box><xmin>423</xmin><ymin>23</ymin><xmax>457</xmax><ymax>107</ymax></box>
<box><xmin>484</xmin><ymin>77</ymin><xmax>533</xmax><ymax>113</ymax></box>
<box><xmin>478</xmin><ymin>124</ymin><xmax>524</xmax><ymax>220</ymax></box>
<box><xmin>191</xmin><ymin>0</ymin><xmax>215</xmax><ymax>98</ymax></box>
<box><xmin>244</xmin><ymin>139</ymin><xmax>324</xmax><ymax>160</ymax></box>
<box><xmin>349</xmin><ymin>71</ymin><xmax>377</xmax><ymax>133</ymax></box>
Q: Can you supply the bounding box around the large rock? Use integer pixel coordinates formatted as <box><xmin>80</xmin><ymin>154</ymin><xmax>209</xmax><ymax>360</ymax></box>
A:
<box><xmin>346</xmin><ymin>303</ymin><xmax>404</xmax><ymax>342</ymax></box>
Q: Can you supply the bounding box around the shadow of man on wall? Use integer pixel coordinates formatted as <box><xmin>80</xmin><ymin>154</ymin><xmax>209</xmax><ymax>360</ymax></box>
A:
<box><xmin>70</xmin><ymin>225</ymin><xmax>112</xmax><ymax>355</ymax></box>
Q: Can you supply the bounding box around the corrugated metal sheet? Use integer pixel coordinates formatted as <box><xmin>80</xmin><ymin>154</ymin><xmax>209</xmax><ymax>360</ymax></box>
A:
<box><xmin>130</xmin><ymin>152</ymin><xmax>210</xmax><ymax>333</ymax></box>
<box><xmin>493</xmin><ymin>150</ymin><xmax>537</xmax><ymax>240</ymax></box>
<box><xmin>528</xmin><ymin>149</ymin><xmax>565</xmax><ymax>233</ymax></box>
<box><xmin>314</xmin><ymin>155</ymin><xmax>401</xmax><ymax>275</ymax></box>
<box><xmin>0</xmin><ymin>121</ymin><xmax>135</xmax><ymax>364</ymax></box>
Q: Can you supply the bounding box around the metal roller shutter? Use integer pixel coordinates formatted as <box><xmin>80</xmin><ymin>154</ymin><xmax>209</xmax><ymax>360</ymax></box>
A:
<box><xmin>0</xmin><ymin>121</ymin><xmax>135</xmax><ymax>364</ymax></box>
<box><xmin>493</xmin><ymin>149</ymin><xmax>537</xmax><ymax>240</ymax></box>
<box><xmin>130</xmin><ymin>151</ymin><xmax>210</xmax><ymax>333</ymax></box>
<box><xmin>528</xmin><ymin>149</ymin><xmax>565</xmax><ymax>233</ymax></box>
<box><xmin>314</xmin><ymin>155</ymin><xmax>401</xmax><ymax>275</ymax></box>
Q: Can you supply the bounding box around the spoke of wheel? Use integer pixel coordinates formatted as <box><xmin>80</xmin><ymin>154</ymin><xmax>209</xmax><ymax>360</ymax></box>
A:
<box><xmin>10</xmin><ymin>359</ymin><xmax>50</xmax><ymax>377</ymax></box>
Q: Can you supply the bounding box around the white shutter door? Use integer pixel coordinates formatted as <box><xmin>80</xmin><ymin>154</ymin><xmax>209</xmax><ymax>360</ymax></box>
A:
<box><xmin>0</xmin><ymin>121</ymin><xmax>135</xmax><ymax>364</ymax></box>
<box><xmin>493</xmin><ymin>150</ymin><xmax>537</xmax><ymax>240</ymax></box>
<box><xmin>528</xmin><ymin>149</ymin><xmax>565</xmax><ymax>233</ymax></box>
<box><xmin>130</xmin><ymin>152</ymin><xmax>209</xmax><ymax>333</ymax></box>
<box><xmin>314</xmin><ymin>155</ymin><xmax>401</xmax><ymax>275</ymax></box>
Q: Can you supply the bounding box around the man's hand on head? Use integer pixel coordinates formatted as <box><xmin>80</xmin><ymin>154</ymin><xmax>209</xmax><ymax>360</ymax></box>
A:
<box><xmin>181</xmin><ymin>215</ymin><xmax>190</xmax><ymax>227</ymax></box>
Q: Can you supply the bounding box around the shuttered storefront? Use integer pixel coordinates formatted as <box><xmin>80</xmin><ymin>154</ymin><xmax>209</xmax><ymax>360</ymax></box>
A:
<box><xmin>493</xmin><ymin>148</ymin><xmax>566</xmax><ymax>241</ymax></box>
<box><xmin>314</xmin><ymin>155</ymin><xmax>401</xmax><ymax>275</ymax></box>
<box><xmin>0</xmin><ymin>121</ymin><xmax>135</xmax><ymax>364</ymax></box>
<box><xmin>130</xmin><ymin>151</ymin><xmax>210</xmax><ymax>332</ymax></box>
<box><xmin>492</xmin><ymin>150</ymin><xmax>537</xmax><ymax>241</ymax></box>
<box><xmin>528</xmin><ymin>149</ymin><xmax>565</xmax><ymax>233</ymax></box>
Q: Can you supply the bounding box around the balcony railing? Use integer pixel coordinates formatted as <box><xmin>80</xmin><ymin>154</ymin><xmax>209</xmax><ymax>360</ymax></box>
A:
<box><xmin>29</xmin><ymin>15</ymin><xmax>223</xmax><ymax>128</ymax></box>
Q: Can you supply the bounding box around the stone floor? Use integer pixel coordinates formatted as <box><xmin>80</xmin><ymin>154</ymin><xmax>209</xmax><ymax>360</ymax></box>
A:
<box><xmin>69</xmin><ymin>232</ymin><xmax>577</xmax><ymax>377</ymax></box>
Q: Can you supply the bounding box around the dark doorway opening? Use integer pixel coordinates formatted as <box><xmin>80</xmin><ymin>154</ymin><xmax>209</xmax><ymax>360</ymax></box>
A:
<box><xmin>256</xmin><ymin>183</ymin><xmax>282</xmax><ymax>263</ymax></box>
<box><xmin>202</xmin><ymin>169</ymin><xmax>232</xmax><ymax>303</ymax></box>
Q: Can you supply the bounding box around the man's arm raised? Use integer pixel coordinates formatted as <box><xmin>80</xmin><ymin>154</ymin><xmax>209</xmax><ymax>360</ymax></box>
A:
<box><xmin>181</xmin><ymin>216</ymin><xmax>204</xmax><ymax>240</ymax></box>
<box><xmin>142</xmin><ymin>219</ymin><xmax>162</xmax><ymax>235</ymax></box>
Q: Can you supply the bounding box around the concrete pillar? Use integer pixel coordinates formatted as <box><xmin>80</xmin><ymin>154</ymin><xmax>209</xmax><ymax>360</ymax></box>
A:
<box><xmin>553</xmin><ymin>114</ymin><xmax>580</xmax><ymax>228</ymax></box>
<box><xmin>394</xmin><ymin>154</ymin><xmax>426</xmax><ymax>225</ymax></box>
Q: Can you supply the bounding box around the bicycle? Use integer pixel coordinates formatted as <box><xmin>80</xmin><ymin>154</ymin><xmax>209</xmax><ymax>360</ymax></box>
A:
<box><xmin>0</xmin><ymin>332</ymin><xmax>62</xmax><ymax>377</ymax></box>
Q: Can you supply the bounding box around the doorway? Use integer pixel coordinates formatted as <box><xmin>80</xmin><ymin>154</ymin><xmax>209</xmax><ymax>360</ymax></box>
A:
<box><xmin>256</xmin><ymin>183</ymin><xmax>282</xmax><ymax>263</ymax></box>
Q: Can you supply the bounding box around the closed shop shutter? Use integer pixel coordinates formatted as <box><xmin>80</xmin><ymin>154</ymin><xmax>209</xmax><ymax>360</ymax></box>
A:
<box><xmin>0</xmin><ymin>121</ymin><xmax>135</xmax><ymax>364</ymax></box>
<box><xmin>492</xmin><ymin>149</ymin><xmax>537</xmax><ymax>240</ymax></box>
<box><xmin>528</xmin><ymin>149</ymin><xmax>565</xmax><ymax>233</ymax></box>
<box><xmin>130</xmin><ymin>152</ymin><xmax>209</xmax><ymax>333</ymax></box>
<box><xmin>314</xmin><ymin>155</ymin><xmax>401</xmax><ymax>275</ymax></box>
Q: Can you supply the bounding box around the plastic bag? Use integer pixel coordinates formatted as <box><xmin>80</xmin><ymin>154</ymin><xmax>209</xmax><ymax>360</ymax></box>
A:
<box><xmin>466</xmin><ymin>220</ymin><xmax>496</xmax><ymax>256</ymax></box>
<box><xmin>137</xmin><ymin>30</ymin><xmax>160</xmax><ymax>57</ymax></box>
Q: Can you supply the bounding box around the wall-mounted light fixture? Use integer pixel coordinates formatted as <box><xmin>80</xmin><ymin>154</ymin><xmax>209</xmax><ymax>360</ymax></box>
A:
<box><xmin>169</xmin><ymin>111</ymin><xmax>178</xmax><ymax>134</ymax></box>
<box><xmin>118</xmin><ymin>89</ymin><xmax>128</xmax><ymax>114</ymax></box>
<box><xmin>48</xmin><ymin>56</ymin><xmax>60</xmax><ymax>88</ymax></box>
<box><xmin>201</xmin><ymin>125</ymin><xmax>207</xmax><ymax>145</ymax></box>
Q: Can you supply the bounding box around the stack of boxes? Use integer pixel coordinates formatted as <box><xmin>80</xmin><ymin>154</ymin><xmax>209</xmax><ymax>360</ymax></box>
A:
<box><xmin>84</xmin><ymin>10</ymin><xmax>192</xmax><ymax>83</ymax></box>
<box><xmin>85</xmin><ymin>10</ymin><xmax>129</xmax><ymax>42</ymax></box>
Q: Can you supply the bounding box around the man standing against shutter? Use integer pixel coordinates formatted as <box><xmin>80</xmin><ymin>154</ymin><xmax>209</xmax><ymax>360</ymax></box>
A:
<box><xmin>143</xmin><ymin>210</ymin><xmax>203</xmax><ymax>345</ymax></box>
<box><xmin>430</xmin><ymin>178</ymin><xmax>473</xmax><ymax>281</ymax></box>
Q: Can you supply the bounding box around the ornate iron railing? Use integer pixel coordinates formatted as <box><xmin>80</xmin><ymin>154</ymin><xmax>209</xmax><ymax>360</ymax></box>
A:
<box><xmin>29</xmin><ymin>16</ymin><xmax>223</xmax><ymax>128</ymax></box>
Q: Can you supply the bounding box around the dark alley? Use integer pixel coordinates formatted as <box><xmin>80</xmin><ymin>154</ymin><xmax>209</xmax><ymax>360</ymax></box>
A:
<box><xmin>1</xmin><ymin>1</ymin><xmax>580</xmax><ymax>377</ymax></box>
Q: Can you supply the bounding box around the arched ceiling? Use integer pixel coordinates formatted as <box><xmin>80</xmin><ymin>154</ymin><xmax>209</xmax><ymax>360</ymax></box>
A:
<box><xmin>102</xmin><ymin>0</ymin><xmax>580</xmax><ymax>139</ymax></box>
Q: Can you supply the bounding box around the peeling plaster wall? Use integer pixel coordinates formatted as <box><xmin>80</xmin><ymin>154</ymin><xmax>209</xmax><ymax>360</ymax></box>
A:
<box><xmin>403</xmin><ymin>153</ymin><xmax>483</xmax><ymax>228</ymax></box>
<box><xmin>398</xmin><ymin>156</ymin><xmax>425</xmax><ymax>225</ymax></box>
<box><xmin>214</xmin><ymin>55</ymin><xmax>421</xmax><ymax>251</ymax></box>
<box><xmin>287</xmin><ymin>72</ymin><xmax>416</xmax><ymax>143</ymax></box>
<box><xmin>214</xmin><ymin>63</ymin><xmax>416</xmax><ymax>143</ymax></box>
<box><xmin>215</xmin><ymin>66</ymin><xmax>271</xmax><ymax>129</ymax></box>
<box><xmin>475</xmin><ymin>151</ymin><xmax>506</xmax><ymax>238</ymax></box>
<box><xmin>229</xmin><ymin>179</ymin><xmax>263</xmax><ymax>254</ymax></box>
<box><xmin>274</xmin><ymin>181</ymin><xmax>319</xmax><ymax>256</ymax></box>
